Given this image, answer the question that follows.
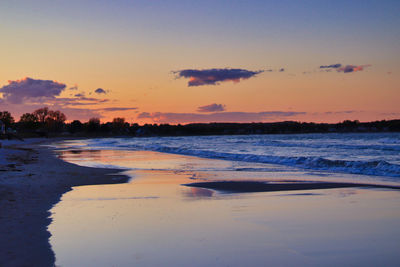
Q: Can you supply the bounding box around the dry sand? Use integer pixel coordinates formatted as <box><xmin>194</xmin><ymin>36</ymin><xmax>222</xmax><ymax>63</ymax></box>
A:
<box><xmin>0</xmin><ymin>139</ymin><xmax>128</xmax><ymax>267</ymax></box>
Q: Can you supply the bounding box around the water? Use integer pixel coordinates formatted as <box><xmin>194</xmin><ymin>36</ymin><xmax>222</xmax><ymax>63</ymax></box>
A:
<box><xmin>55</xmin><ymin>133</ymin><xmax>400</xmax><ymax>181</ymax></box>
<box><xmin>48</xmin><ymin>134</ymin><xmax>400</xmax><ymax>266</ymax></box>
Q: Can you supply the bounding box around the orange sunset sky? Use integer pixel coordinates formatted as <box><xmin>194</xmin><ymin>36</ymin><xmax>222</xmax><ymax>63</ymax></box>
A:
<box><xmin>1</xmin><ymin>1</ymin><xmax>399</xmax><ymax>124</ymax></box>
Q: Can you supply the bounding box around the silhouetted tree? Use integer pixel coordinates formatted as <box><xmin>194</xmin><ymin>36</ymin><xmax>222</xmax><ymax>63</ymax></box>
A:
<box><xmin>0</xmin><ymin>111</ymin><xmax>15</xmax><ymax>128</ymax></box>
<box><xmin>19</xmin><ymin>113</ymin><xmax>39</xmax><ymax>130</ymax></box>
<box><xmin>69</xmin><ymin>120</ymin><xmax>83</xmax><ymax>133</ymax></box>
<box><xmin>46</xmin><ymin>110</ymin><xmax>67</xmax><ymax>132</ymax></box>
<box><xmin>112</xmin><ymin>117</ymin><xmax>126</xmax><ymax>132</ymax></box>
<box><xmin>30</xmin><ymin>107</ymin><xmax>67</xmax><ymax>132</ymax></box>
<box><xmin>87</xmin><ymin>118</ymin><xmax>100</xmax><ymax>132</ymax></box>
<box><xmin>33</xmin><ymin>107</ymin><xmax>50</xmax><ymax>125</ymax></box>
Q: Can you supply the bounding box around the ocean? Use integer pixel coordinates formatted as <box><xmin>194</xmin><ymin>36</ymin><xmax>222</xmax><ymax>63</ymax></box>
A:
<box><xmin>56</xmin><ymin>132</ymin><xmax>400</xmax><ymax>181</ymax></box>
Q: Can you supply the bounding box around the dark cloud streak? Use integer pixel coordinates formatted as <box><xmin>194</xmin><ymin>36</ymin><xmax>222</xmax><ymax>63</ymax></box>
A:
<box><xmin>320</xmin><ymin>64</ymin><xmax>342</xmax><ymax>69</ymax></box>
<box><xmin>175</xmin><ymin>68</ymin><xmax>264</xmax><ymax>86</ymax></box>
<box><xmin>319</xmin><ymin>63</ymin><xmax>371</xmax><ymax>73</ymax></box>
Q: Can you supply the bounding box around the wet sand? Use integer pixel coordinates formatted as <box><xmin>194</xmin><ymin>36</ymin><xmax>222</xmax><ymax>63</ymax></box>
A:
<box><xmin>0</xmin><ymin>140</ymin><xmax>128</xmax><ymax>267</ymax></box>
<box><xmin>184</xmin><ymin>181</ymin><xmax>400</xmax><ymax>193</ymax></box>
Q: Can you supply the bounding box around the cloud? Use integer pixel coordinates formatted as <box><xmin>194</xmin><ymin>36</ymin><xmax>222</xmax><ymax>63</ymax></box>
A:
<box><xmin>0</xmin><ymin>77</ymin><xmax>66</xmax><ymax>104</ymax></box>
<box><xmin>0</xmin><ymin>77</ymin><xmax>139</xmax><ymax>122</ymax></box>
<box><xmin>323</xmin><ymin>110</ymin><xmax>356</xmax><ymax>115</ymax></box>
<box><xmin>175</xmin><ymin>68</ymin><xmax>264</xmax><ymax>86</ymax></box>
<box><xmin>137</xmin><ymin>111</ymin><xmax>305</xmax><ymax>124</ymax></box>
<box><xmin>0</xmin><ymin>77</ymin><xmax>117</xmax><ymax>121</ymax></box>
<box><xmin>61</xmin><ymin>106</ymin><xmax>137</xmax><ymax>119</ymax></box>
<box><xmin>95</xmin><ymin>88</ymin><xmax>107</xmax><ymax>94</ymax></box>
<box><xmin>317</xmin><ymin>64</ymin><xmax>371</xmax><ymax>73</ymax></box>
<box><xmin>320</xmin><ymin>64</ymin><xmax>342</xmax><ymax>69</ymax></box>
<box><xmin>138</xmin><ymin>112</ymin><xmax>151</xmax><ymax>118</ymax></box>
<box><xmin>197</xmin><ymin>103</ymin><xmax>226</xmax><ymax>113</ymax></box>
<box><xmin>97</xmin><ymin>107</ymin><xmax>138</xmax><ymax>112</ymax></box>
<box><xmin>49</xmin><ymin>97</ymin><xmax>109</xmax><ymax>106</ymax></box>
<box><xmin>337</xmin><ymin>64</ymin><xmax>371</xmax><ymax>73</ymax></box>
<box><xmin>0</xmin><ymin>78</ymin><xmax>109</xmax><ymax>107</ymax></box>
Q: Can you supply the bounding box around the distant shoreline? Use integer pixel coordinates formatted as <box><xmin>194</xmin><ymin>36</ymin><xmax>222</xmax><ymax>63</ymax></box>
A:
<box><xmin>4</xmin><ymin>119</ymin><xmax>400</xmax><ymax>139</ymax></box>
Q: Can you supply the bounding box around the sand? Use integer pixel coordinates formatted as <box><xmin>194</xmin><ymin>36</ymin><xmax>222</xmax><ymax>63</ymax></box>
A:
<box><xmin>0</xmin><ymin>139</ymin><xmax>129</xmax><ymax>267</ymax></box>
<box><xmin>184</xmin><ymin>180</ymin><xmax>400</xmax><ymax>193</ymax></box>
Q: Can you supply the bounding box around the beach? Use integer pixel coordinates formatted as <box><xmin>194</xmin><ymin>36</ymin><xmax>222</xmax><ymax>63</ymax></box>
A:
<box><xmin>1</xmin><ymin>136</ymin><xmax>400</xmax><ymax>266</ymax></box>
<box><xmin>0</xmin><ymin>139</ymin><xmax>128</xmax><ymax>266</ymax></box>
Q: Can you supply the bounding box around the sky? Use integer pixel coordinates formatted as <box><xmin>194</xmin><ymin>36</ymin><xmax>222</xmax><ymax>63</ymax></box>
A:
<box><xmin>1</xmin><ymin>0</ymin><xmax>399</xmax><ymax>124</ymax></box>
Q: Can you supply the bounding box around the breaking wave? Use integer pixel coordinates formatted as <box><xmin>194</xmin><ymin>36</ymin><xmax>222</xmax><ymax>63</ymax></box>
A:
<box><xmin>59</xmin><ymin>133</ymin><xmax>400</xmax><ymax>178</ymax></box>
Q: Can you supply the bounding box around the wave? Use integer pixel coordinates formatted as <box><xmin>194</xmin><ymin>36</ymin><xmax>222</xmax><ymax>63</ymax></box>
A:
<box><xmin>85</xmin><ymin>140</ymin><xmax>400</xmax><ymax>178</ymax></box>
<box><xmin>142</xmin><ymin>145</ymin><xmax>400</xmax><ymax>178</ymax></box>
<box><xmin>58</xmin><ymin>135</ymin><xmax>400</xmax><ymax>178</ymax></box>
<box><xmin>254</xmin><ymin>140</ymin><xmax>400</xmax><ymax>152</ymax></box>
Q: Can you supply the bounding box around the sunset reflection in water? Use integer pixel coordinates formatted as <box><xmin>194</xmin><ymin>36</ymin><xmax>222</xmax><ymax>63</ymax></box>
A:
<box><xmin>50</xmin><ymin>149</ymin><xmax>400</xmax><ymax>267</ymax></box>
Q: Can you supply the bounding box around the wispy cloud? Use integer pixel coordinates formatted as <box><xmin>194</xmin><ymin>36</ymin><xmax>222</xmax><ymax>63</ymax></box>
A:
<box><xmin>174</xmin><ymin>68</ymin><xmax>264</xmax><ymax>86</ymax></box>
<box><xmin>137</xmin><ymin>111</ymin><xmax>305</xmax><ymax>124</ymax></box>
<box><xmin>337</xmin><ymin>64</ymin><xmax>371</xmax><ymax>73</ymax></box>
<box><xmin>97</xmin><ymin>107</ymin><xmax>138</xmax><ymax>112</ymax></box>
<box><xmin>197</xmin><ymin>103</ymin><xmax>226</xmax><ymax>113</ymax></box>
<box><xmin>323</xmin><ymin>110</ymin><xmax>356</xmax><ymax>115</ymax></box>
<box><xmin>50</xmin><ymin>97</ymin><xmax>109</xmax><ymax>106</ymax></box>
<box><xmin>320</xmin><ymin>64</ymin><xmax>342</xmax><ymax>69</ymax></box>
<box><xmin>314</xmin><ymin>63</ymin><xmax>371</xmax><ymax>74</ymax></box>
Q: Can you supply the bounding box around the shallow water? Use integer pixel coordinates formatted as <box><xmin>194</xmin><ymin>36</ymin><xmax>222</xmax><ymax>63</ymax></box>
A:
<box><xmin>54</xmin><ymin>133</ymin><xmax>400</xmax><ymax>178</ymax></box>
<box><xmin>49</xmin><ymin>149</ymin><xmax>400</xmax><ymax>266</ymax></box>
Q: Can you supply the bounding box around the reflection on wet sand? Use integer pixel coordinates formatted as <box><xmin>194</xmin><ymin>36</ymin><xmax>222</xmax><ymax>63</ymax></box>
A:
<box><xmin>183</xmin><ymin>187</ymin><xmax>214</xmax><ymax>198</ymax></box>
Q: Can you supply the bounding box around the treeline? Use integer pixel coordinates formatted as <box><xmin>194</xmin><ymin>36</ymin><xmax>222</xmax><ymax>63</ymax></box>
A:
<box><xmin>134</xmin><ymin>120</ymin><xmax>400</xmax><ymax>136</ymax></box>
<box><xmin>0</xmin><ymin>108</ymin><xmax>132</xmax><ymax>138</ymax></box>
<box><xmin>1</xmin><ymin>108</ymin><xmax>400</xmax><ymax>139</ymax></box>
